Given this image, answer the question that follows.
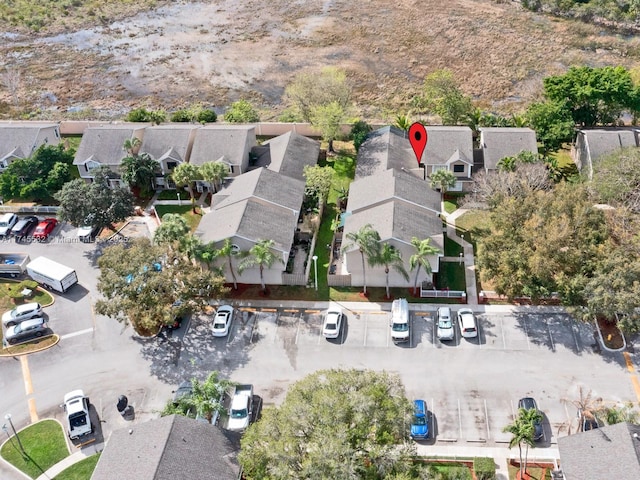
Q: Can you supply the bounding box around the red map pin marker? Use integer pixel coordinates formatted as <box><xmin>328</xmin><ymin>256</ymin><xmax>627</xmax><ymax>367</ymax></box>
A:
<box><xmin>408</xmin><ymin>122</ymin><xmax>428</xmax><ymax>166</ymax></box>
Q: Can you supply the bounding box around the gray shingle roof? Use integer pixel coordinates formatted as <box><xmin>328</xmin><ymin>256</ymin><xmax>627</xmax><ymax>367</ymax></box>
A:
<box><xmin>558</xmin><ymin>422</ymin><xmax>640</xmax><ymax>480</ymax></box>
<box><xmin>347</xmin><ymin>169</ymin><xmax>440</xmax><ymax>214</ymax></box>
<box><xmin>73</xmin><ymin>124</ymin><xmax>147</xmax><ymax>166</ymax></box>
<box><xmin>189</xmin><ymin>125</ymin><xmax>255</xmax><ymax>167</ymax></box>
<box><xmin>212</xmin><ymin>167</ymin><xmax>304</xmax><ymax>212</ymax></box>
<box><xmin>580</xmin><ymin>128</ymin><xmax>638</xmax><ymax>161</ymax></box>
<box><xmin>140</xmin><ymin>124</ymin><xmax>200</xmax><ymax>163</ymax></box>
<box><xmin>262</xmin><ymin>131</ymin><xmax>320</xmax><ymax>181</ymax></box>
<box><xmin>422</xmin><ymin>126</ymin><xmax>473</xmax><ymax>165</ymax></box>
<box><xmin>91</xmin><ymin>414</ymin><xmax>241</xmax><ymax>480</ymax></box>
<box><xmin>196</xmin><ymin>197</ymin><xmax>297</xmax><ymax>253</ymax></box>
<box><xmin>0</xmin><ymin>122</ymin><xmax>60</xmax><ymax>161</ymax></box>
<box><xmin>480</xmin><ymin>127</ymin><xmax>538</xmax><ymax>171</ymax></box>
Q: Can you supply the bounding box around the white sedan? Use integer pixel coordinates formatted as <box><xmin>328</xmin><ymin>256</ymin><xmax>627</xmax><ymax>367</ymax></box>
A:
<box><xmin>322</xmin><ymin>306</ymin><xmax>343</xmax><ymax>339</ymax></box>
<box><xmin>212</xmin><ymin>305</ymin><xmax>234</xmax><ymax>337</ymax></box>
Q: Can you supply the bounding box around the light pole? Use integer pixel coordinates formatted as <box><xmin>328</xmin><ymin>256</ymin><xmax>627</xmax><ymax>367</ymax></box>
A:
<box><xmin>459</xmin><ymin>252</ymin><xmax>463</xmax><ymax>265</ymax></box>
<box><xmin>312</xmin><ymin>255</ymin><xmax>318</xmax><ymax>291</ymax></box>
<box><xmin>4</xmin><ymin>414</ymin><xmax>27</xmax><ymax>460</ymax></box>
<box><xmin>177</xmin><ymin>191</ymin><xmax>181</xmax><ymax>206</ymax></box>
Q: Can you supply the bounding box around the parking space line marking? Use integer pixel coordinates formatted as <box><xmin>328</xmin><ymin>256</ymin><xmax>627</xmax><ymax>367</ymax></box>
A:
<box><xmin>249</xmin><ymin>315</ymin><xmax>258</xmax><ymax>344</ymax></box>
<box><xmin>624</xmin><ymin>352</ymin><xmax>635</xmax><ymax>373</ymax></box>
<box><xmin>239</xmin><ymin>308</ymin><xmax>256</xmax><ymax>312</ymax></box>
<box><xmin>363</xmin><ymin>315</ymin><xmax>368</xmax><ymax>347</ymax></box>
<box><xmin>60</xmin><ymin>328</ymin><xmax>94</xmax><ymax>340</ymax></box>
<box><xmin>414</xmin><ymin>312</ymin><xmax>430</xmax><ymax>317</ymax></box>
<box><xmin>501</xmin><ymin>316</ymin><xmax>506</xmax><ymax>350</ymax></box>
<box><xmin>273</xmin><ymin>312</ymin><xmax>280</xmax><ymax>344</ymax></box>
<box><xmin>283</xmin><ymin>309</ymin><xmax>298</xmax><ymax>313</ymax></box>
<box><xmin>28</xmin><ymin>397</ymin><xmax>38</xmax><ymax>422</ymax></box>
<box><xmin>524</xmin><ymin>317</ymin><xmax>530</xmax><ymax>350</ymax></box>
<box><xmin>630</xmin><ymin>376</ymin><xmax>640</xmax><ymax>403</ymax></box>
<box><xmin>458</xmin><ymin>399</ymin><xmax>462</xmax><ymax>440</ymax></box>
<box><xmin>431</xmin><ymin>398</ymin><xmax>434</xmax><ymax>438</ymax></box>
<box><xmin>547</xmin><ymin>319</ymin><xmax>555</xmax><ymax>351</ymax></box>
<box><xmin>484</xmin><ymin>399</ymin><xmax>490</xmax><ymax>440</ymax></box>
<box><xmin>305</xmin><ymin>310</ymin><xmax>321</xmax><ymax>314</ymax></box>
<box><xmin>294</xmin><ymin>312</ymin><xmax>301</xmax><ymax>345</ymax></box>
<box><xmin>262</xmin><ymin>308</ymin><xmax>278</xmax><ymax>312</ymax></box>
<box><xmin>20</xmin><ymin>356</ymin><xmax>33</xmax><ymax>395</ymax></box>
<box><xmin>623</xmin><ymin>352</ymin><xmax>640</xmax><ymax>403</ymax></box>
<box><xmin>571</xmin><ymin>322</ymin><xmax>580</xmax><ymax>351</ymax></box>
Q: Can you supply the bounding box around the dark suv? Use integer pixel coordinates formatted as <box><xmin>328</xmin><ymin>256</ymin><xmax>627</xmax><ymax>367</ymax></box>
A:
<box><xmin>518</xmin><ymin>397</ymin><xmax>544</xmax><ymax>441</ymax></box>
<box><xmin>10</xmin><ymin>216</ymin><xmax>38</xmax><ymax>241</ymax></box>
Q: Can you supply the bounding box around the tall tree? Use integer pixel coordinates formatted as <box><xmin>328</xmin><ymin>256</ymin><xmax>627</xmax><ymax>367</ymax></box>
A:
<box><xmin>416</xmin><ymin>69</ymin><xmax>474</xmax><ymax>125</ymax></box>
<box><xmin>153</xmin><ymin>213</ymin><xmax>190</xmax><ymax>245</ymax></box>
<box><xmin>55</xmin><ymin>166</ymin><xmax>134</xmax><ymax>229</ymax></box>
<box><xmin>284</xmin><ymin>67</ymin><xmax>351</xmax><ymax>123</ymax></box>
<box><xmin>371</xmin><ymin>242</ymin><xmax>409</xmax><ymax>299</ymax></box>
<box><xmin>342</xmin><ymin>224</ymin><xmax>381</xmax><ymax>296</ymax></box>
<box><xmin>309</xmin><ymin>100</ymin><xmax>346</xmax><ymax>153</ymax></box>
<box><xmin>95</xmin><ymin>238</ymin><xmax>227</xmax><ymax>334</ymax></box>
<box><xmin>503</xmin><ymin>409</ymin><xmax>538</xmax><ymax>479</ymax></box>
<box><xmin>239</xmin><ymin>369</ymin><xmax>415</xmax><ymax>480</ymax></box>
<box><xmin>409</xmin><ymin>237</ymin><xmax>441</xmax><ymax>295</ymax></box>
<box><xmin>120</xmin><ymin>151</ymin><xmax>159</xmax><ymax>196</ymax></box>
<box><xmin>162</xmin><ymin>371</ymin><xmax>233</xmax><ymax>424</ymax></box>
<box><xmin>224</xmin><ymin>99</ymin><xmax>260</xmax><ymax>123</ymax></box>
<box><xmin>429</xmin><ymin>169</ymin><xmax>457</xmax><ymax>204</ymax></box>
<box><xmin>238</xmin><ymin>239</ymin><xmax>284</xmax><ymax>293</ymax></box>
<box><xmin>199</xmin><ymin>161</ymin><xmax>228</xmax><ymax>200</ymax></box>
<box><xmin>525</xmin><ymin>100</ymin><xmax>575</xmax><ymax>156</ymax></box>
<box><xmin>302</xmin><ymin>165</ymin><xmax>333</xmax><ymax>206</ymax></box>
<box><xmin>171</xmin><ymin>162</ymin><xmax>201</xmax><ymax>213</ymax></box>
<box><xmin>214</xmin><ymin>238</ymin><xmax>242</xmax><ymax>290</ymax></box>
<box><xmin>543</xmin><ymin>65</ymin><xmax>639</xmax><ymax>127</ymax></box>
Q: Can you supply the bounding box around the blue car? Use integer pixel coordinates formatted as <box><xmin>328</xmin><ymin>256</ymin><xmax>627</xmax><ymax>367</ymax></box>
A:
<box><xmin>410</xmin><ymin>399</ymin><xmax>429</xmax><ymax>440</ymax></box>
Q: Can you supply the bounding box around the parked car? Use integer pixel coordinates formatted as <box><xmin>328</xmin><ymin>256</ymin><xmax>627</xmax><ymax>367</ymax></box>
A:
<box><xmin>62</xmin><ymin>390</ymin><xmax>92</xmax><ymax>439</ymax></box>
<box><xmin>518</xmin><ymin>397</ymin><xmax>544</xmax><ymax>441</ymax></box>
<box><xmin>10</xmin><ymin>216</ymin><xmax>38</xmax><ymax>241</ymax></box>
<box><xmin>33</xmin><ymin>218</ymin><xmax>58</xmax><ymax>241</ymax></box>
<box><xmin>212</xmin><ymin>305</ymin><xmax>234</xmax><ymax>337</ymax></box>
<box><xmin>410</xmin><ymin>399</ymin><xmax>429</xmax><ymax>440</ymax></box>
<box><xmin>0</xmin><ymin>213</ymin><xmax>18</xmax><ymax>237</ymax></box>
<box><xmin>457</xmin><ymin>308</ymin><xmax>478</xmax><ymax>338</ymax></box>
<box><xmin>2</xmin><ymin>302</ymin><xmax>43</xmax><ymax>327</ymax></box>
<box><xmin>436</xmin><ymin>306</ymin><xmax>455</xmax><ymax>341</ymax></box>
<box><xmin>77</xmin><ymin>225</ymin><xmax>102</xmax><ymax>242</ymax></box>
<box><xmin>322</xmin><ymin>305</ymin><xmax>343</xmax><ymax>339</ymax></box>
<box><xmin>3</xmin><ymin>317</ymin><xmax>48</xmax><ymax>345</ymax></box>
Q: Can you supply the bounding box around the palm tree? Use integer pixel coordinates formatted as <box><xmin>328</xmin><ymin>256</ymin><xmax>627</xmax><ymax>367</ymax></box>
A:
<box><xmin>563</xmin><ymin>386</ymin><xmax>604</xmax><ymax>433</ymax></box>
<box><xmin>153</xmin><ymin>213</ymin><xmax>190</xmax><ymax>246</ymax></box>
<box><xmin>123</xmin><ymin>137</ymin><xmax>141</xmax><ymax>156</ymax></box>
<box><xmin>171</xmin><ymin>163</ymin><xmax>201</xmax><ymax>213</ymax></box>
<box><xmin>163</xmin><ymin>371</ymin><xmax>233</xmax><ymax>424</ymax></box>
<box><xmin>429</xmin><ymin>169</ymin><xmax>457</xmax><ymax>206</ymax></box>
<box><xmin>370</xmin><ymin>242</ymin><xmax>409</xmax><ymax>299</ymax></box>
<box><xmin>503</xmin><ymin>408</ymin><xmax>539</xmax><ymax>478</ymax></box>
<box><xmin>199</xmin><ymin>161</ymin><xmax>228</xmax><ymax>202</ymax></box>
<box><xmin>394</xmin><ymin>114</ymin><xmax>412</xmax><ymax>131</ymax></box>
<box><xmin>341</xmin><ymin>224</ymin><xmax>381</xmax><ymax>296</ymax></box>
<box><xmin>238</xmin><ymin>239</ymin><xmax>283</xmax><ymax>293</ymax></box>
<box><xmin>215</xmin><ymin>238</ymin><xmax>242</xmax><ymax>290</ymax></box>
<box><xmin>409</xmin><ymin>237</ymin><xmax>441</xmax><ymax>295</ymax></box>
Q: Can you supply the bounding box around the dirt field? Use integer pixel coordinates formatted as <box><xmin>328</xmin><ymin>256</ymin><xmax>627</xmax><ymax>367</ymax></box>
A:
<box><xmin>1</xmin><ymin>0</ymin><xmax>640</xmax><ymax>121</ymax></box>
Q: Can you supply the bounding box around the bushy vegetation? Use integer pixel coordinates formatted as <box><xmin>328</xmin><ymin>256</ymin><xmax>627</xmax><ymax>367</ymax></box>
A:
<box><xmin>170</xmin><ymin>104</ymin><xmax>217</xmax><ymax>123</ymax></box>
<box><xmin>523</xmin><ymin>0</ymin><xmax>640</xmax><ymax>24</ymax></box>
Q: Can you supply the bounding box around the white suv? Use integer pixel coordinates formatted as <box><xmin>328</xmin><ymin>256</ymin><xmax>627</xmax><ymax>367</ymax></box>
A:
<box><xmin>0</xmin><ymin>213</ymin><xmax>18</xmax><ymax>237</ymax></box>
<box><xmin>436</xmin><ymin>306</ymin><xmax>455</xmax><ymax>341</ymax></box>
<box><xmin>457</xmin><ymin>308</ymin><xmax>478</xmax><ymax>338</ymax></box>
<box><xmin>2</xmin><ymin>302</ymin><xmax>43</xmax><ymax>327</ymax></box>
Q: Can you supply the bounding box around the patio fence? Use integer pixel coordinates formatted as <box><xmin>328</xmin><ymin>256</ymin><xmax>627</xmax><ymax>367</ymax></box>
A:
<box><xmin>0</xmin><ymin>205</ymin><xmax>59</xmax><ymax>214</ymax></box>
<box><xmin>281</xmin><ymin>273</ymin><xmax>307</xmax><ymax>286</ymax></box>
<box><xmin>327</xmin><ymin>275</ymin><xmax>352</xmax><ymax>287</ymax></box>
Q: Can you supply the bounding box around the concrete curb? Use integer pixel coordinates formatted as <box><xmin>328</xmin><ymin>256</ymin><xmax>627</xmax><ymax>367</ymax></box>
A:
<box><xmin>0</xmin><ymin>334</ymin><xmax>59</xmax><ymax>357</ymax></box>
<box><xmin>593</xmin><ymin>318</ymin><xmax>626</xmax><ymax>353</ymax></box>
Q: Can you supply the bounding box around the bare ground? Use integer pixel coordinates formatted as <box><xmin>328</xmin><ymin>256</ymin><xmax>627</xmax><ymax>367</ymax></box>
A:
<box><xmin>1</xmin><ymin>0</ymin><xmax>640</xmax><ymax>121</ymax></box>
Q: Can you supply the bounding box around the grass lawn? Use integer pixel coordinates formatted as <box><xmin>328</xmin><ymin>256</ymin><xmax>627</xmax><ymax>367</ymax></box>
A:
<box><xmin>455</xmin><ymin>209</ymin><xmax>492</xmax><ymax>248</ymax></box>
<box><xmin>443</xmin><ymin>199</ymin><xmax>457</xmax><ymax>214</ymax></box>
<box><xmin>0</xmin><ymin>280</ymin><xmax>55</xmax><ymax>347</ymax></box>
<box><xmin>53</xmin><ymin>453</ymin><xmax>100</xmax><ymax>480</ymax></box>
<box><xmin>444</xmin><ymin>233</ymin><xmax>463</xmax><ymax>256</ymax></box>
<box><xmin>0</xmin><ymin>419</ymin><xmax>69</xmax><ymax>479</ymax></box>
<box><xmin>155</xmin><ymin>189</ymin><xmax>184</xmax><ymax>201</ymax></box>
<box><xmin>153</xmin><ymin>204</ymin><xmax>203</xmax><ymax>232</ymax></box>
<box><xmin>436</xmin><ymin>261</ymin><xmax>466</xmax><ymax>292</ymax></box>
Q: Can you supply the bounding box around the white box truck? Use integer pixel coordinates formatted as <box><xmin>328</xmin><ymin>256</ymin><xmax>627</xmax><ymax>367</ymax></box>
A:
<box><xmin>26</xmin><ymin>256</ymin><xmax>78</xmax><ymax>293</ymax></box>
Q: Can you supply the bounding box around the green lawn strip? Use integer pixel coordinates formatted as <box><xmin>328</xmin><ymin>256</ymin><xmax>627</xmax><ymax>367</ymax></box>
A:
<box><xmin>53</xmin><ymin>453</ymin><xmax>101</xmax><ymax>480</ymax></box>
<box><xmin>0</xmin><ymin>419</ymin><xmax>70</xmax><ymax>479</ymax></box>
<box><xmin>443</xmin><ymin>200</ymin><xmax>457</xmax><ymax>214</ymax></box>
<box><xmin>155</xmin><ymin>189</ymin><xmax>183</xmax><ymax>201</ymax></box>
<box><xmin>444</xmin><ymin>233</ymin><xmax>463</xmax><ymax>256</ymax></box>
<box><xmin>436</xmin><ymin>262</ymin><xmax>466</xmax><ymax>292</ymax></box>
<box><xmin>153</xmin><ymin>204</ymin><xmax>203</xmax><ymax>232</ymax></box>
<box><xmin>454</xmin><ymin>209</ymin><xmax>492</xmax><ymax>248</ymax></box>
<box><xmin>313</xmin><ymin>202</ymin><xmax>336</xmax><ymax>299</ymax></box>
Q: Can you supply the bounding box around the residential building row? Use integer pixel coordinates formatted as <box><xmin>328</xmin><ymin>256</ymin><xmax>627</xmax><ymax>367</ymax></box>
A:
<box><xmin>5</xmin><ymin>121</ymin><xmax>637</xmax><ymax>290</ymax></box>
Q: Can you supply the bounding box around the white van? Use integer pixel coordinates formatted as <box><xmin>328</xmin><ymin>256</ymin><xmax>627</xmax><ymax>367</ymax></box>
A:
<box><xmin>390</xmin><ymin>298</ymin><xmax>410</xmax><ymax>343</ymax></box>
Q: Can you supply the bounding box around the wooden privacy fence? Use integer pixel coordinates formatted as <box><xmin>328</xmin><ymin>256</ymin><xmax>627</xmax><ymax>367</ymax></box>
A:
<box><xmin>327</xmin><ymin>275</ymin><xmax>351</xmax><ymax>287</ymax></box>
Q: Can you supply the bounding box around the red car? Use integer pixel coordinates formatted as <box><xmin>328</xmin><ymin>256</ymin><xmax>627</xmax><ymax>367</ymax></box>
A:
<box><xmin>33</xmin><ymin>218</ymin><xmax>58</xmax><ymax>241</ymax></box>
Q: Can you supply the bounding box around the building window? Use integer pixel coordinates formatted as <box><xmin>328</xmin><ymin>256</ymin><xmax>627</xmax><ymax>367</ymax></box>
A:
<box><xmin>453</xmin><ymin>164</ymin><xmax>465</xmax><ymax>173</ymax></box>
<box><xmin>167</xmin><ymin>161</ymin><xmax>178</xmax><ymax>171</ymax></box>
<box><xmin>229</xmin><ymin>164</ymin><xmax>235</xmax><ymax>174</ymax></box>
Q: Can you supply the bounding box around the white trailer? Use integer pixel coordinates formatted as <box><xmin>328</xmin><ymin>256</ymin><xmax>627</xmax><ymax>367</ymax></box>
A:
<box><xmin>26</xmin><ymin>256</ymin><xmax>78</xmax><ymax>293</ymax></box>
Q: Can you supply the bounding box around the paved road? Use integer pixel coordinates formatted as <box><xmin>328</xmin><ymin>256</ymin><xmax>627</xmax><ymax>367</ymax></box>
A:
<box><xmin>1</xmin><ymin>220</ymin><xmax>639</xmax><ymax>478</ymax></box>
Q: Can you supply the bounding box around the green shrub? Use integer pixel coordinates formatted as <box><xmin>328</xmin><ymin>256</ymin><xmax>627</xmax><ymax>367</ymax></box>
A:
<box><xmin>170</xmin><ymin>109</ymin><xmax>191</xmax><ymax>122</ymax></box>
<box><xmin>350</xmin><ymin>120</ymin><xmax>372</xmax><ymax>152</ymax></box>
<box><xmin>197</xmin><ymin>109</ymin><xmax>217</xmax><ymax>123</ymax></box>
<box><xmin>224</xmin><ymin>99</ymin><xmax>259</xmax><ymax>123</ymax></box>
<box><xmin>170</xmin><ymin>106</ymin><xmax>217</xmax><ymax>124</ymax></box>
<box><xmin>126</xmin><ymin>108</ymin><xmax>166</xmax><ymax>124</ymax></box>
<box><xmin>473</xmin><ymin>457</ymin><xmax>496</xmax><ymax>480</ymax></box>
